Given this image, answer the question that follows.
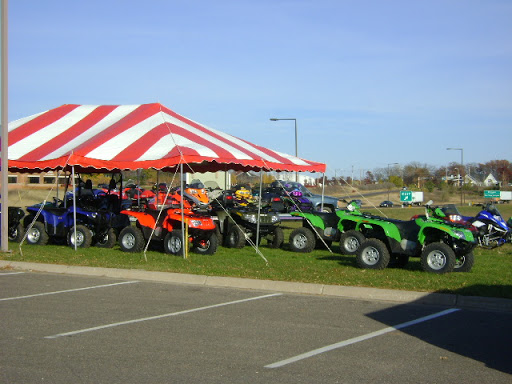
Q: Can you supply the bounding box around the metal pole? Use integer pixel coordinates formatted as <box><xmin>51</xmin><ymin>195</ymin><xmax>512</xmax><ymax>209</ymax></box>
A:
<box><xmin>321</xmin><ymin>173</ymin><xmax>326</xmax><ymax>211</ymax></box>
<box><xmin>294</xmin><ymin>119</ymin><xmax>298</xmax><ymax>182</ymax></box>
<box><xmin>255</xmin><ymin>172</ymin><xmax>263</xmax><ymax>252</ymax></box>
<box><xmin>270</xmin><ymin>118</ymin><xmax>298</xmax><ymax>182</ymax></box>
<box><xmin>1</xmin><ymin>0</ymin><xmax>8</xmax><ymax>252</ymax></box>
<box><xmin>72</xmin><ymin>166</ymin><xmax>77</xmax><ymax>251</ymax></box>
<box><xmin>447</xmin><ymin>148</ymin><xmax>464</xmax><ymax>204</ymax></box>
<box><xmin>180</xmin><ymin>163</ymin><xmax>185</xmax><ymax>258</ymax></box>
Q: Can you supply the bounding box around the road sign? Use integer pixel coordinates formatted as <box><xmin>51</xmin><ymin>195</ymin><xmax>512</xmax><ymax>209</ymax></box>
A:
<box><xmin>400</xmin><ymin>190</ymin><xmax>412</xmax><ymax>202</ymax></box>
<box><xmin>483</xmin><ymin>190</ymin><xmax>500</xmax><ymax>199</ymax></box>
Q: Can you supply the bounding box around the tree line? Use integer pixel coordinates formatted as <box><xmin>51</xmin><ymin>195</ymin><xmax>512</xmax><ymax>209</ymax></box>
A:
<box><xmin>320</xmin><ymin>159</ymin><xmax>512</xmax><ymax>190</ymax></box>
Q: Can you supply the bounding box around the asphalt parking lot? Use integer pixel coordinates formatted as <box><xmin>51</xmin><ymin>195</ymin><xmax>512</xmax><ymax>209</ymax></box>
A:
<box><xmin>1</xmin><ymin>270</ymin><xmax>511</xmax><ymax>384</ymax></box>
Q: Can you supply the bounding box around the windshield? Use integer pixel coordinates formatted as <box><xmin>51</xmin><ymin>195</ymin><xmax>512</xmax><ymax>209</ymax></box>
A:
<box><xmin>485</xmin><ymin>203</ymin><xmax>503</xmax><ymax>218</ymax></box>
<box><xmin>441</xmin><ymin>204</ymin><xmax>461</xmax><ymax>215</ymax></box>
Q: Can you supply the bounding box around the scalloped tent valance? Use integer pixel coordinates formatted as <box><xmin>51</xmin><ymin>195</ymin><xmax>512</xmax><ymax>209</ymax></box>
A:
<box><xmin>2</xmin><ymin>103</ymin><xmax>326</xmax><ymax>174</ymax></box>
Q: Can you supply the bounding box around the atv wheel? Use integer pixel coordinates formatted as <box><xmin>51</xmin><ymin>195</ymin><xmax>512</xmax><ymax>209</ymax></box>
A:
<box><xmin>268</xmin><ymin>227</ymin><xmax>284</xmax><ymax>249</ymax></box>
<box><xmin>26</xmin><ymin>221</ymin><xmax>48</xmax><ymax>246</ymax></box>
<box><xmin>95</xmin><ymin>228</ymin><xmax>117</xmax><ymax>248</ymax></box>
<box><xmin>164</xmin><ymin>230</ymin><xmax>188</xmax><ymax>255</ymax></box>
<box><xmin>119</xmin><ymin>226</ymin><xmax>145</xmax><ymax>253</ymax></box>
<box><xmin>339</xmin><ymin>230</ymin><xmax>365</xmax><ymax>255</ymax></box>
<box><xmin>420</xmin><ymin>242</ymin><xmax>456</xmax><ymax>274</ymax></box>
<box><xmin>9</xmin><ymin>223</ymin><xmax>24</xmax><ymax>243</ymax></box>
<box><xmin>225</xmin><ymin>226</ymin><xmax>246</xmax><ymax>248</ymax></box>
<box><xmin>356</xmin><ymin>239</ymin><xmax>390</xmax><ymax>270</ymax></box>
<box><xmin>192</xmin><ymin>232</ymin><xmax>218</xmax><ymax>255</ymax></box>
<box><xmin>454</xmin><ymin>251</ymin><xmax>474</xmax><ymax>273</ymax></box>
<box><xmin>214</xmin><ymin>223</ymin><xmax>223</xmax><ymax>245</ymax></box>
<box><xmin>68</xmin><ymin>225</ymin><xmax>93</xmax><ymax>248</ymax></box>
<box><xmin>289</xmin><ymin>227</ymin><xmax>315</xmax><ymax>253</ymax></box>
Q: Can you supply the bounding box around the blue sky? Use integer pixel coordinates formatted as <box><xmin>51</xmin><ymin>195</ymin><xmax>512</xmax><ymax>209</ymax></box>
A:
<box><xmin>7</xmin><ymin>0</ymin><xmax>512</xmax><ymax>178</ymax></box>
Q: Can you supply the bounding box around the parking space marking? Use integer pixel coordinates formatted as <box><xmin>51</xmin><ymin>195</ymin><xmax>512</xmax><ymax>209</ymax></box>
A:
<box><xmin>45</xmin><ymin>293</ymin><xmax>282</xmax><ymax>339</ymax></box>
<box><xmin>0</xmin><ymin>272</ymin><xmax>25</xmax><ymax>276</ymax></box>
<box><xmin>0</xmin><ymin>281</ymin><xmax>139</xmax><ymax>302</ymax></box>
<box><xmin>265</xmin><ymin>308</ymin><xmax>460</xmax><ymax>368</ymax></box>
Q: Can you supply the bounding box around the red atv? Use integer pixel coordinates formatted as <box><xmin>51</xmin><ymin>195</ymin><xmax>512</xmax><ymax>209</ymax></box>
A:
<box><xmin>118</xmin><ymin>187</ymin><xmax>218</xmax><ymax>255</ymax></box>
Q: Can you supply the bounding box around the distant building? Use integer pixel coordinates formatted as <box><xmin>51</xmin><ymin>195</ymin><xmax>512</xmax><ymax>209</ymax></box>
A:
<box><xmin>463</xmin><ymin>172</ymin><xmax>500</xmax><ymax>187</ymax></box>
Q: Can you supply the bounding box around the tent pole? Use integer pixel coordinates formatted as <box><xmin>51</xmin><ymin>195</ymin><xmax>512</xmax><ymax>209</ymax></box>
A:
<box><xmin>180</xmin><ymin>163</ymin><xmax>185</xmax><ymax>258</ymax></box>
<box><xmin>255</xmin><ymin>171</ymin><xmax>263</xmax><ymax>252</ymax></box>
<box><xmin>72</xmin><ymin>166</ymin><xmax>77</xmax><ymax>251</ymax></box>
<box><xmin>321</xmin><ymin>173</ymin><xmax>326</xmax><ymax>211</ymax></box>
<box><xmin>0</xmin><ymin>0</ymin><xmax>8</xmax><ymax>252</ymax></box>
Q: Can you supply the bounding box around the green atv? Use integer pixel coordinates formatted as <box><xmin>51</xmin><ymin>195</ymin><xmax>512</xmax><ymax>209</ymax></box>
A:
<box><xmin>289</xmin><ymin>200</ymin><xmax>477</xmax><ymax>273</ymax></box>
<box><xmin>289</xmin><ymin>201</ymin><xmax>366</xmax><ymax>254</ymax></box>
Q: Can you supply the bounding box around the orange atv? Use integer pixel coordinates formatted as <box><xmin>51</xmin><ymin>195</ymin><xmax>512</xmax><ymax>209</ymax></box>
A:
<box><xmin>118</xmin><ymin>187</ymin><xmax>218</xmax><ymax>255</ymax></box>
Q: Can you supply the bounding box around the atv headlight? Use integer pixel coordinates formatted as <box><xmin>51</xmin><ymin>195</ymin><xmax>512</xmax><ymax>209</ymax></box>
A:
<box><xmin>189</xmin><ymin>220</ymin><xmax>202</xmax><ymax>227</ymax></box>
<box><xmin>242</xmin><ymin>213</ymin><xmax>258</xmax><ymax>224</ymax></box>
<box><xmin>452</xmin><ymin>230</ymin><xmax>466</xmax><ymax>240</ymax></box>
<box><xmin>270</xmin><ymin>214</ymin><xmax>280</xmax><ymax>223</ymax></box>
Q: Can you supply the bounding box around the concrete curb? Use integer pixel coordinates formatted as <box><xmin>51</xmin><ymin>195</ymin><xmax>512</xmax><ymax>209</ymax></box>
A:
<box><xmin>1</xmin><ymin>260</ymin><xmax>511</xmax><ymax>312</ymax></box>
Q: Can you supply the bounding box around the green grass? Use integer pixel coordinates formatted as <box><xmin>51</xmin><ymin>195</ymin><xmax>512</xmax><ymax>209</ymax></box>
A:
<box><xmin>3</xmin><ymin>204</ymin><xmax>512</xmax><ymax>299</ymax></box>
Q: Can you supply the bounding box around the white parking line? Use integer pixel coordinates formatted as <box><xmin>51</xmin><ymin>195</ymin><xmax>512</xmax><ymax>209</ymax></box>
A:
<box><xmin>45</xmin><ymin>293</ymin><xmax>283</xmax><ymax>339</ymax></box>
<box><xmin>0</xmin><ymin>272</ymin><xmax>25</xmax><ymax>276</ymax></box>
<box><xmin>265</xmin><ymin>308</ymin><xmax>461</xmax><ymax>368</ymax></box>
<box><xmin>0</xmin><ymin>281</ymin><xmax>139</xmax><ymax>302</ymax></box>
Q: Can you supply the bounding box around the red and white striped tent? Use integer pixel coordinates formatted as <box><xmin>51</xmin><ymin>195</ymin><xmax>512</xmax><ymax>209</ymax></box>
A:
<box><xmin>4</xmin><ymin>103</ymin><xmax>326</xmax><ymax>174</ymax></box>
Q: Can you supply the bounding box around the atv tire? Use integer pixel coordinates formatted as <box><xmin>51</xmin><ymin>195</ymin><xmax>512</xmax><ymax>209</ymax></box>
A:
<box><xmin>356</xmin><ymin>238</ymin><xmax>390</xmax><ymax>270</ymax></box>
<box><xmin>164</xmin><ymin>230</ymin><xmax>188</xmax><ymax>255</ymax></box>
<box><xmin>9</xmin><ymin>223</ymin><xmax>24</xmax><ymax>243</ymax></box>
<box><xmin>268</xmin><ymin>227</ymin><xmax>284</xmax><ymax>249</ymax></box>
<box><xmin>26</xmin><ymin>221</ymin><xmax>49</xmax><ymax>246</ymax></box>
<box><xmin>225</xmin><ymin>226</ymin><xmax>246</xmax><ymax>249</ymax></box>
<box><xmin>454</xmin><ymin>251</ymin><xmax>474</xmax><ymax>273</ymax></box>
<box><xmin>119</xmin><ymin>226</ymin><xmax>145</xmax><ymax>253</ymax></box>
<box><xmin>192</xmin><ymin>232</ymin><xmax>218</xmax><ymax>255</ymax></box>
<box><xmin>289</xmin><ymin>227</ymin><xmax>315</xmax><ymax>253</ymax></box>
<box><xmin>95</xmin><ymin>228</ymin><xmax>117</xmax><ymax>248</ymax></box>
<box><xmin>420</xmin><ymin>242</ymin><xmax>456</xmax><ymax>274</ymax></box>
<box><xmin>68</xmin><ymin>224</ymin><xmax>93</xmax><ymax>248</ymax></box>
<box><xmin>339</xmin><ymin>230</ymin><xmax>365</xmax><ymax>255</ymax></box>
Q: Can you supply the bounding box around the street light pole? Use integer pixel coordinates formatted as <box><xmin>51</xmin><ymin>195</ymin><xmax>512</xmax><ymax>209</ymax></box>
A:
<box><xmin>447</xmin><ymin>147</ymin><xmax>464</xmax><ymax>204</ymax></box>
<box><xmin>387</xmin><ymin>162</ymin><xmax>398</xmax><ymax>201</ymax></box>
<box><xmin>270</xmin><ymin>118</ymin><xmax>298</xmax><ymax>182</ymax></box>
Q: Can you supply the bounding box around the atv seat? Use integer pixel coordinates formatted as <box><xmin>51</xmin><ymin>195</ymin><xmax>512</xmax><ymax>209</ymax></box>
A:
<box><xmin>145</xmin><ymin>208</ymin><xmax>170</xmax><ymax>225</ymax></box>
<box><xmin>388</xmin><ymin>219</ymin><xmax>421</xmax><ymax>240</ymax></box>
<box><xmin>312</xmin><ymin>212</ymin><xmax>340</xmax><ymax>228</ymax></box>
<box><xmin>42</xmin><ymin>206</ymin><xmax>68</xmax><ymax>216</ymax></box>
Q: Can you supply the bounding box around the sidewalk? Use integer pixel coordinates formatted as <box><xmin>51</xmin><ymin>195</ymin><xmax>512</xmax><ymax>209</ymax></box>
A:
<box><xmin>1</xmin><ymin>260</ymin><xmax>511</xmax><ymax>312</ymax></box>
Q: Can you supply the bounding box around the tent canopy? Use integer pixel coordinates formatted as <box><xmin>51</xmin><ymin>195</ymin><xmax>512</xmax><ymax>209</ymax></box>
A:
<box><xmin>2</xmin><ymin>103</ymin><xmax>326</xmax><ymax>174</ymax></box>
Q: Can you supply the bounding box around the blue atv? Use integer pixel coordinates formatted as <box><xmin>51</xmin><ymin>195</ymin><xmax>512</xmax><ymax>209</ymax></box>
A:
<box><xmin>24</xmin><ymin>193</ymin><xmax>127</xmax><ymax>248</ymax></box>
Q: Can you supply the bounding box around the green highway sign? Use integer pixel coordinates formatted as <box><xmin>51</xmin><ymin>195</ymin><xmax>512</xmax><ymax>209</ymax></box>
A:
<box><xmin>400</xmin><ymin>190</ymin><xmax>412</xmax><ymax>202</ymax></box>
<box><xmin>483</xmin><ymin>190</ymin><xmax>500</xmax><ymax>198</ymax></box>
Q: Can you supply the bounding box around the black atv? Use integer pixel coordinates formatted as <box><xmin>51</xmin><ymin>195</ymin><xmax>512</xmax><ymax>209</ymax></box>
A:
<box><xmin>0</xmin><ymin>205</ymin><xmax>26</xmax><ymax>243</ymax></box>
<box><xmin>211</xmin><ymin>189</ymin><xmax>284</xmax><ymax>249</ymax></box>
